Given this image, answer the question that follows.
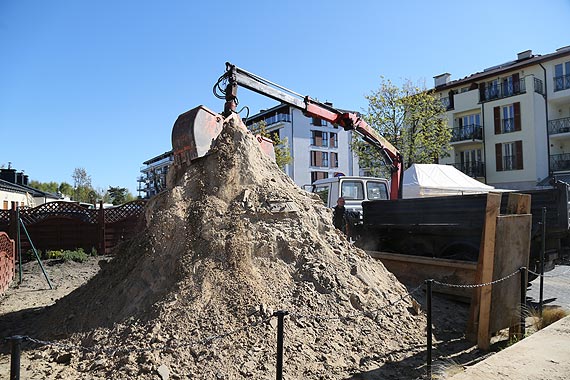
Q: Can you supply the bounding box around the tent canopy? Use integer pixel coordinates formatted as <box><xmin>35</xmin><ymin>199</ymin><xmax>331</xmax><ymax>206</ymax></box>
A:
<box><xmin>403</xmin><ymin>164</ymin><xmax>495</xmax><ymax>198</ymax></box>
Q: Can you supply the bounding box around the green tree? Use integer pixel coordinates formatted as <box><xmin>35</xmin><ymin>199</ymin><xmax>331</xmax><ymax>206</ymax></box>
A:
<box><xmin>106</xmin><ymin>186</ymin><xmax>135</xmax><ymax>205</ymax></box>
<box><xmin>248</xmin><ymin>121</ymin><xmax>293</xmax><ymax>169</ymax></box>
<box><xmin>352</xmin><ymin>78</ymin><xmax>450</xmax><ymax>177</ymax></box>
<box><xmin>72</xmin><ymin>167</ymin><xmax>95</xmax><ymax>203</ymax></box>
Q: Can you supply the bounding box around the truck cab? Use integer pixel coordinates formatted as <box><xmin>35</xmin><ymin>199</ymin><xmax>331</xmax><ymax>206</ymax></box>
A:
<box><xmin>310</xmin><ymin>176</ymin><xmax>390</xmax><ymax>214</ymax></box>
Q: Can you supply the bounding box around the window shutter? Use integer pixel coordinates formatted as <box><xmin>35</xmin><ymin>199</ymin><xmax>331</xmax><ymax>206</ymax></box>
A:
<box><xmin>494</xmin><ymin>106</ymin><xmax>501</xmax><ymax>134</ymax></box>
<box><xmin>479</xmin><ymin>82</ymin><xmax>486</xmax><ymax>102</ymax></box>
<box><xmin>515</xmin><ymin>141</ymin><xmax>523</xmax><ymax>170</ymax></box>
<box><xmin>514</xmin><ymin>102</ymin><xmax>521</xmax><ymax>131</ymax></box>
<box><xmin>495</xmin><ymin>144</ymin><xmax>503</xmax><ymax>171</ymax></box>
<box><xmin>513</xmin><ymin>73</ymin><xmax>520</xmax><ymax>94</ymax></box>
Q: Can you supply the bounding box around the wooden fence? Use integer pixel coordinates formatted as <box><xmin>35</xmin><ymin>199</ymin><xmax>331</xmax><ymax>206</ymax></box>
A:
<box><xmin>0</xmin><ymin>232</ymin><xmax>15</xmax><ymax>294</ymax></box>
<box><xmin>0</xmin><ymin>200</ymin><xmax>147</xmax><ymax>257</ymax></box>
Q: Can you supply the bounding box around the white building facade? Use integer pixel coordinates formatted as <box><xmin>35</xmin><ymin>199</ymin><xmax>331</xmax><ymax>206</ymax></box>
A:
<box><xmin>245</xmin><ymin>103</ymin><xmax>362</xmax><ymax>187</ymax></box>
<box><xmin>434</xmin><ymin>46</ymin><xmax>570</xmax><ymax>190</ymax></box>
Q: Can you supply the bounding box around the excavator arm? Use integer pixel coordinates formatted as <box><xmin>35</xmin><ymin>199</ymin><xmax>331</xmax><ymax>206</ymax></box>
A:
<box><xmin>171</xmin><ymin>62</ymin><xmax>403</xmax><ymax>199</ymax></box>
<box><xmin>221</xmin><ymin>63</ymin><xmax>403</xmax><ymax>199</ymax></box>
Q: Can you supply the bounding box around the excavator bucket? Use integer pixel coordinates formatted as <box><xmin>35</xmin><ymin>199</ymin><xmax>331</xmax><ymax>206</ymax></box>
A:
<box><xmin>171</xmin><ymin>105</ymin><xmax>276</xmax><ymax>169</ymax></box>
<box><xmin>171</xmin><ymin>105</ymin><xmax>224</xmax><ymax>167</ymax></box>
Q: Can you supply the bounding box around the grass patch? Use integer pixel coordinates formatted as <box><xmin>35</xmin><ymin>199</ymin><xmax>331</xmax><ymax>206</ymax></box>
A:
<box><xmin>532</xmin><ymin>307</ymin><xmax>569</xmax><ymax>330</ymax></box>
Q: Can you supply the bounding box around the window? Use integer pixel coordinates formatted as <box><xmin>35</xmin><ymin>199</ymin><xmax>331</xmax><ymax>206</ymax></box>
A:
<box><xmin>2</xmin><ymin>200</ymin><xmax>7</xmax><ymax>210</ymax></box>
<box><xmin>494</xmin><ymin>103</ymin><xmax>521</xmax><ymax>134</ymax></box>
<box><xmin>341</xmin><ymin>181</ymin><xmax>365</xmax><ymax>200</ymax></box>
<box><xmin>311</xmin><ymin>131</ymin><xmax>328</xmax><ymax>147</ymax></box>
<box><xmin>554</xmin><ymin>61</ymin><xmax>570</xmax><ymax>91</ymax></box>
<box><xmin>488</xmin><ymin>79</ymin><xmax>499</xmax><ymax>99</ymax></box>
<box><xmin>312</xmin><ymin>117</ymin><xmax>327</xmax><ymax>126</ymax></box>
<box><xmin>367</xmin><ymin>182</ymin><xmax>388</xmax><ymax>200</ymax></box>
<box><xmin>311</xmin><ymin>171</ymin><xmax>328</xmax><ymax>183</ymax></box>
<box><xmin>310</xmin><ymin>151</ymin><xmax>329</xmax><ymax>167</ymax></box>
<box><xmin>313</xmin><ymin>184</ymin><xmax>330</xmax><ymax>203</ymax></box>
<box><xmin>330</xmin><ymin>152</ymin><xmax>338</xmax><ymax>168</ymax></box>
<box><xmin>495</xmin><ymin>141</ymin><xmax>523</xmax><ymax>171</ymax></box>
<box><xmin>329</xmin><ymin>132</ymin><xmax>338</xmax><ymax>148</ymax></box>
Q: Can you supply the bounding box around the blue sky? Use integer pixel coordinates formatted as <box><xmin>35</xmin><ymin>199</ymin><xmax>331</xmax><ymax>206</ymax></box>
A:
<box><xmin>1</xmin><ymin>0</ymin><xmax>569</xmax><ymax>195</ymax></box>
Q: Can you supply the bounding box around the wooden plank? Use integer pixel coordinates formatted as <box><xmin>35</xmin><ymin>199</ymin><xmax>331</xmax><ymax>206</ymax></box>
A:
<box><xmin>367</xmin><ymin>251</ymin><xmax>477</xmax><ymax>299</ymax></box>
<box><xmin>477</xmin><ymin>192</ymin><xmax>502</xmax><ymax>350</ymax></box>
<box><xmin>490</xmin><ymin>214</ymin><xmax>531</xmax><ymax>333</ymax></box>
<box><xmin>506</xmin><ymin>193</ymin><xmax>531</xmax><ymax>214</ymax></box>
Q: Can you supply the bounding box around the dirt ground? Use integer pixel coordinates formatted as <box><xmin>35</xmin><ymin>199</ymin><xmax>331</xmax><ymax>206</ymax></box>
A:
<box><xmin>0</xmin><ymin>256</ymin><xmax>498</xmax><ymax>379</ymax></box>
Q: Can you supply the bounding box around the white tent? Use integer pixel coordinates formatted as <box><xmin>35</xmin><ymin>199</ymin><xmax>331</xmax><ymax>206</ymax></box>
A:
<box><xmin>403</xmin><ymin>164</ymin><xmax>496</xmax><ymax>198</ymax></box>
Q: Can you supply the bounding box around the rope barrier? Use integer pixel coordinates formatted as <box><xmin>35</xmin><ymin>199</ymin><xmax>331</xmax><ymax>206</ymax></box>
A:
<box><xmin>433</xmin><ymin>269</ymin><xmax>520</xmax><ymax>288</ymax></box>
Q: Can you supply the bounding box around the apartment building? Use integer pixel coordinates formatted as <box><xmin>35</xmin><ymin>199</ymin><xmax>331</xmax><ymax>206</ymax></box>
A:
<box><xmin>434</xmin><ymin>46</ymin><xmax>570</xmax><ymax>190</ymax></box>
<box><xmin>137</xmin><ymin>151</ymin><xmax>173</xmax><ymax>198</ymax></box>
<box><xmin>244</xmin><ymin>103</ymin><xmax>361</xmax><ymax>187</ymax></box>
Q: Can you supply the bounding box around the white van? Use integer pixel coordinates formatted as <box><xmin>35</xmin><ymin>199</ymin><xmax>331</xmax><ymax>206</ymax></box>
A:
<box><xmin>309</xmin><ymin>176</ymin><xmax>390</xmax><ymax>215</ymax></box>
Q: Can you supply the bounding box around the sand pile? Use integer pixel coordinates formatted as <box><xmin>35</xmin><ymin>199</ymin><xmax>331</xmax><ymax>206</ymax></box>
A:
<box><xmin>26</xmin><ymin>114</ymin><xmax>427</xmax><ymax>379</ymax></box>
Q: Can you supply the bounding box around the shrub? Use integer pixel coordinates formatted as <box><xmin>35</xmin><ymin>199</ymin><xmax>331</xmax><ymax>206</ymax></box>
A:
<box><xmin>45</xmin><ymin>248</ymin><xmax>89</xmax><ymax>263</ymax></box>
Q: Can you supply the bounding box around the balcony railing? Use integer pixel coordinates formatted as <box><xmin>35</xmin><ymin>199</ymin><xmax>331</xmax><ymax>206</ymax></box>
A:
<box><xmin>534</xmin><ymin>77</ymin><xmax>545</xmax><ymax>95</ymax></box>
<box><xmin>554</xmin><ymin>74</ymin><xmax>570</xmax><ymax>92</ymax></box>
<box><xmin>481</xmin><ymin>79</ymin><xmax>526</xmax><ymax>102</ymax></box>
<box><xmin>548</xmin><ymin>117</ymin><xmax>570</xmax><ymax>135</ymax></box>
<box><xmin>502</xmin><ymin>118</ymin><xmax>515</xmax><ymax>133</ymax></box>
<box><xmin>440</xmin><ymin>97</ymin><xmax>451</xmax><ymax>109</ymax></box>
<box><xmin>265</xmin><ymin>113</ymin><xmax>291</xmax><ymax>126</ymax></box>
<box><xmin>550</xmin><ymin>153</ymin><xmax>570</xmax><ymax>172</ymax></box>
<box><xmin>502</xmin><ymin>155</ymin><xmax>517</xmax><ymax>171</ymax></box>
<box><xmin>450</xmin><ymin>124</ymin><xmax>483</xmax><ymax>142</ymax></box>
<box><xmin>450</xmin><ymin>161</ymin><xmax>485</xmax><ymax>178</ymax></box>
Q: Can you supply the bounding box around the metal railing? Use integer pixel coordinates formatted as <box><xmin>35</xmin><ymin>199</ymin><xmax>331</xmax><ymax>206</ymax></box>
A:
<box><xmin>450</xmin><ymin>161</ymin><xmax>485</xmax><ymax>178</ymax></box>
<box><xmin>450</xmin><ymin>124</ymin><xmax>483</xmax><ymax>142</ymax></box>
<box><xmin>549</xmin><ymin>153</ymin><xmax>570</xmax><ymax>172</ymax></box>
<box><xmin>265</xmin><ymin>113</ymin><xmax>291</xmax><ymax>126</ymax></box>
<box><xmin>481</xmin><ymin>79</ymin><xmax>526</xmax><ymax>102</ymax></box>
<box><xmin>548</xmin><ymin>117</ymin><xmax>570</xmax><ymax>135</ymax></box>
<box><xmin>502</xmin><ymin>155</ymin><xmax>517</xmax><ymax>171</ymax></box>
<box><xmin>534</xmin><ymin>77</ymin><xmax>545</xmax><ymax>95</ymax></box>
<box><xmin>554</xmin><ymin>74</ymin><xmax>570</xmax><ymax>92</ymax></box>
<box><xmin>440</xmin><ymin>96</ymin><xmax>452</xmax><ymax>110</ymax></box>
<box><xmin>502</xmin><ymin>118</ymin><xmax>515</xmax><ymax>133</ymax></box>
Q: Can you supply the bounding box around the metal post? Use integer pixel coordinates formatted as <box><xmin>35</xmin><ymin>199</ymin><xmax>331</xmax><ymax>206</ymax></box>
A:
<box><xmin>540</xmin><ymin>207</ymin><xmax>546</xmax><ymax>315</ymax></box>
<box><xmin>19</xmin><ymin>219</ymin><xmax>53</xmax><ymax>289</ymax></box>
<box><xmin>8</xmin><ymin>335</ymin><xmax>23</xmax><ymax>380</ymax></box>
<box><xmin>425</xmin><ymin>279</ymin><xmax>433</xmax><ymax>379</ymax></box>
<box><xmin>519</xmin><ymin>267</ymin><xmax>527</xmax><ymax>339</ymax></box>
<box><xmin>274</xmin><ymin>310</ymin><xmax>288</xmax><ymax>380</ymax></box>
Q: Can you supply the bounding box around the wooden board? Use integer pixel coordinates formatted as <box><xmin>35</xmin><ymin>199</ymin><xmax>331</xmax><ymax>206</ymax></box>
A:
<box><xmin>367</xmin><ymin>251</ymin><xmax>477</xmax><ymax>299</ymax></box>
<box><xmin>490</xmin><ymin>214</ymin><xmax>531</xmax><ymax>332</ymax></box>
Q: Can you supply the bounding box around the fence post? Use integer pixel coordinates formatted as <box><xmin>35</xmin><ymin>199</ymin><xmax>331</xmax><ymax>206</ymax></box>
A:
<box><xmin>16</xmin><ymin>206</ymin><xmax>22</xmax><ymax>284</ymax></box>
<box><xmin>8</xmin><ymin>335</ymin><xmax>23</xmax><ymax>380</ymax></box>
<box><xmin>519</xmin><ymin>267</ymin><xmax>527</xmax><ymax>339</ymax></box>
<box><xmin>425</xmin><ymin>279</ymin><xmax>433</xmax><ymax>379</ymax></box>
<box><xmin>274</xmin><ymin>310</ymin><xmax>288</xmax><ymax>380</ymax></box>
<box><xmin>98</xmin><ymin>201</ymin><xmax>105</xmax><ymax>255</ymax></box>
<box><xmin>539</xmin><ymin>207</ymin><xmax>546</xmax><ymax>316</ymax></box>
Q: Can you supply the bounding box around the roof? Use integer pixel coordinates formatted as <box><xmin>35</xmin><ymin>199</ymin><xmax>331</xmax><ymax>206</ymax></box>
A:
<box><xmin>434</xmin><ymin>46</ymin><xmax>570</xmax><ymax>91</ymax></box>
<box><xmin>0</xmin><ymin>178</ymin><xmax>62</xmax><ymax>199</ymax></box>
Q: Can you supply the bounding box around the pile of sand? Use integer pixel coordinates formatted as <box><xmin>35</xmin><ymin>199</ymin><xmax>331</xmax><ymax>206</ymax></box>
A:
<box><xmin>24</xmin><ymin>114</ymin><xmax>427</xmax><ymax>379</ymax></box>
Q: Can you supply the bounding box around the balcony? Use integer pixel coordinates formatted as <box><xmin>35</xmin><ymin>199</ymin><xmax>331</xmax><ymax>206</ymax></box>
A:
<box><xmin>554</xmin><ymin>74</ymin><xmax>570</xmax><ymax>92</ymax></box>
<box><xmin>550</xmin><ymin>153</ymin><xmax>570</xmax><ymax>172</ymax></box>
<box><xmin>265</xmin><ymin>113</ymin><xmax>291</xmax><ymax>126</ymax></box>
<box><xmin>440</xmin><ymin>96</ymin><xmax>452</xmax><ymax>110</ymax></box>
<box><xmin>450</xmin><ymin>124</ymin><xmax>483</xmax><ymax>143</ymax></box>
<box><xmin>450</xmin><ymin>161</ymin><xmax>485</xmax><ymax>178</ymax></box>
<box><xmin>480</xmin><ymin>79</ymin><xmax>526</xmax><ymax>102</ymax></box>
<box><xmin>548</xmin><ymin>117</ymin><xmax>570</xmax><ymax>135</ymax></box>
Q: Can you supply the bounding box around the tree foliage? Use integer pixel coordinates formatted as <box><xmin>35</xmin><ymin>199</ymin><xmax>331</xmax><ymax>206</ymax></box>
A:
<box><xmin>352</xmin><ymin>78</ymin><xmax>450</xmax><ymax>177</ymax></box>
<box><xmin>29</xmin><ymin>167</ymin><xmax>136</xmax><ymax>205</ymax></box>
<box><xmin>248</xmin><ymin>121</ymin><xmax>293</xmax><ymax>170</ymax></box>
<box><xmin>107</xmin><ymin>186</ymin><xmax>135</xmax><ymax>205</ymax></box>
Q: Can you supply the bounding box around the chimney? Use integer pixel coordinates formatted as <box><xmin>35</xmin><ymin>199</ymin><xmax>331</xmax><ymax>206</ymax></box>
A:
<box><xmin>517</xmin><ymin>50</ymin><xmax>532</xmax><ymax>60</ymax></box>
<box><xmin>434</xmin><ymin>73</ymin><xmax>451</xmax><ymax>88</ymax></box>
<box><xmin>16</xmin><ymin>172</ymin><xmax>28</xmax><ymax>186</ymax></box>
<box><xmin>0</xmin><ymin>168</ymin><xmax>17</xmax><ymax>184</ymax></box>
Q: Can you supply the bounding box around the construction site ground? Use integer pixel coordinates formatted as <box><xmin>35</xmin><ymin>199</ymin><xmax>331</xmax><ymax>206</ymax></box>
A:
<box><xmin>1</xmin><ymin>257</ymin><xmax>569</xmax><ymax>379</ymax></box>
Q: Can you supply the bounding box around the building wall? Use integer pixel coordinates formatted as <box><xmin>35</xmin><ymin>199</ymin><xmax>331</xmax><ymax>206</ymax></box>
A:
<box><xmin>0</xmin><ymin>190</ymin><xmax>29</xmax><ymax>209</ymax></box>
<box><xmin>435</xmin><ymin>48</ymin><xmax>570</xmax><ymax>190</ymax></box>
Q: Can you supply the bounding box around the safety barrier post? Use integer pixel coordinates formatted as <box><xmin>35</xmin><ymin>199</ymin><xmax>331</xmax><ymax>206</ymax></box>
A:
<box><xmin>519</xmin><ymin>267</ymin><xmax>527</xmax><ymax>339</ymax></box>
<box><xmin>16</xmin><ymin>207</ymin><xmax>22</xmax><ymax>284</ymax></box>
<box><xmin>8</xmin><ymin>335</ymin><xmax>23</xmax><ymax>380</ymax></box>
<box><xmin>425</xmin><ymin>279</ymin><xmax>433</xmax><ymax>379</ymax></box>
<box><xmin>539</xmin><ymin>207</ymin><xmax>546</xmax><ymax>315</ymax></box>
<box><xmin>274</xmin><ymin>310</ymin><xmax>288</xmax><ymax>380</ymax></box>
